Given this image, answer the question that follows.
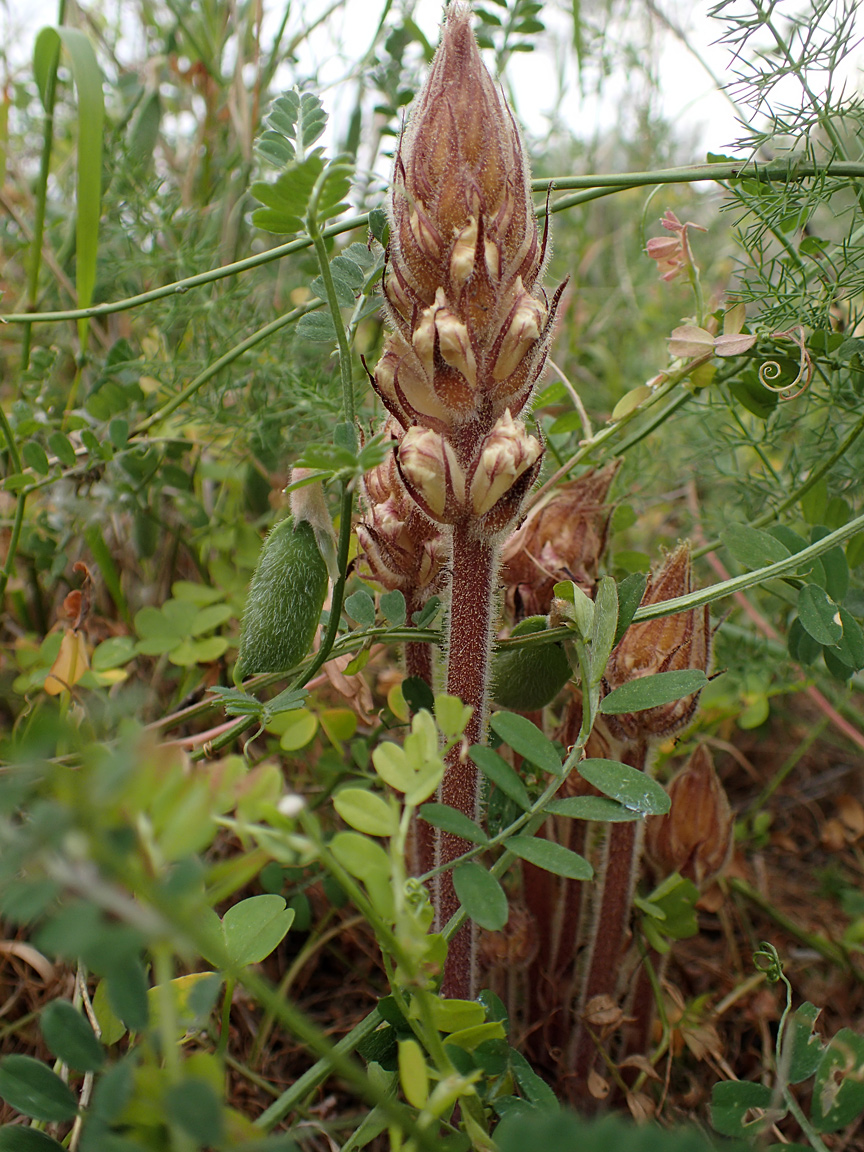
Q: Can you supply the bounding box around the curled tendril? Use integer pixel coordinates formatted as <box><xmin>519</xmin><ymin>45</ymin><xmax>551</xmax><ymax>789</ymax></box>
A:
<box><xmin>753</xmin><ymin>940</ymin><xmax>784</xmax><ymax>983</ymax></box>
<box><xmin>758</xmin><ymin>325</ymin><xmax>813</xmax><ymax>401</ymax></box>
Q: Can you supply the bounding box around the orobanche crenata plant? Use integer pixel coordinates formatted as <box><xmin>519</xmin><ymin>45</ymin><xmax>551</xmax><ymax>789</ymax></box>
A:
<box><xmin>363</xmin><ymin>3</ymin><xmax>563</xmax><ymax>998</ymax></box>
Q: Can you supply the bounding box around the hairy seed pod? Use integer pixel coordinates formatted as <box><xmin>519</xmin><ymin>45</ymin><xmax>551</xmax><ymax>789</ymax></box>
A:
<box><xmin>238</xmin><ymin>519</ymin><xmax>329</xmax><ymax>676</ymax></box>
<box><xmin>491</xmin><ymin>615</ymin><xmax>572</xmax><ymax>711</ymax></box>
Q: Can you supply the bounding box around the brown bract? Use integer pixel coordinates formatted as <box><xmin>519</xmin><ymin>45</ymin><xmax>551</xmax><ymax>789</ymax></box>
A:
<box><xmin>602</xmin><ymin>543</ymin><xmax>711</xmax><ymax>741</ymax></box>
<box><xmin>644</xmin><ymin>744</ymin><xmax>734</xmax><ymax>888</ymax></box>
<box><xmin>501</xmin><ymin>461</ymin><xmax>619</xmax><ymax>618</ymax></box>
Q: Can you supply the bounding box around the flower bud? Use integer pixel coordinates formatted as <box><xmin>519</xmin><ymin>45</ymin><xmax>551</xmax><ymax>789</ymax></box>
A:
<box><xmin>501</xmin><ymin>461</ymin><xmax>619</xmax><ymax>619</ymax></box>
<box><xmin>397</xmin><ymin>426</ymin><xmax>466</xmax><ymax>523</ymax></box>
<box><xmin>469</xmin><ymin>410</ymin><xmax>542</xmax><ymax>518</ymax></box>
<box><xmin>602</xmin><ymin>543</ymin><xmax>711</xmax><ymax>742</ymax></box>
<box><xmin>644</xmin><ymin>745</ymin><xmax>733</xmax><ymax>888</ymax></box>
<box><xmin>492</xmin><ymin>279</ymin><xmax>547</xmax><ymax>382</ymax></box>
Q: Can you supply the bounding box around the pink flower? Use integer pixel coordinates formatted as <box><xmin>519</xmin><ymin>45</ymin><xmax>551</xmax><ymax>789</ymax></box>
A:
<box><xmin>646</xmin><ymin>209</ymin><xmax>707</xmax><ymax>281</ymax></box>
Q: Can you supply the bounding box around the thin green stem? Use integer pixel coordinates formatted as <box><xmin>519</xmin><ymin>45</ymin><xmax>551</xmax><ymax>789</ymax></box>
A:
<box><xmin>1</xmin><ymin>213</ymin><xmax>370</xmax><ymax>324</ymax></box>
<box><xmin>748</xmin><ymin>715</ymin><xmax>830</xmax><ymax>816</ymax></box>
<box><xmin>306</xmin><ymin>180</ymin><xmax>355</xmax><ymax>423</ymax></box>
<box><xmin>6</xmin><ymin>164</ymin><xmax>864</xmax><ymax>329</ymax></box>
<box><xmin>253</xmin><ymin>1008</ymin><xmax>383</xmax><ymax>1128</ymax></box>
<box><xmin>693</xmin><ymin>409</ymin><xmax>864</xmax><ymax>559</ymax></box>
<box><xmin>241</xmin><ymin>968</ymin><xmax>436</xmax><ymax>1149</ymax></box>
<box><xmin>783</xmin><ymin>1088</ymin><xmax>832</xmax><ymax>1152</ymax></box>
<box><xmin>532</xmin><ymin>361</ymin><xmax>706</xmax><ymax>504</ymax></box>
<box><xmin>0</xmin><ymin>401</ymin><xmax>26</xmax><ymax>601</ymax></box>
<box><xmin>22</xmin><ymin>0</ymin><xmax>67</xmax><ymax>373</ymax></box>
<box><xmin>633</xmin><ymin>508</ymin><xmax>864</xmax><ymax>622</ymax></box>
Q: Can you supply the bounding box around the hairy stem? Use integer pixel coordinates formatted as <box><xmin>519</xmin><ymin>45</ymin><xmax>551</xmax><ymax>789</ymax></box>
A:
<box><xmin>571</xmin><ymin>741</ymin><xmax>648</xmax><ymax>1094</ymax></box>
<box><xmin>438</xmin><ymin>525</ymin><xmax>498</xmax><ymax>998</ymax></box>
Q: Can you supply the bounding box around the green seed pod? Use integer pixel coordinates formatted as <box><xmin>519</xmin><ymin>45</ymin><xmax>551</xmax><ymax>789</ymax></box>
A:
<box><xmin>491</xmin><ymin>615</ymin><xmax>572</xmax><ymax>711</ymax></box>
<box><xmin>238</xmin><ymin>518</ymin><xmax>329</xmax><ymax>676</ymax></box>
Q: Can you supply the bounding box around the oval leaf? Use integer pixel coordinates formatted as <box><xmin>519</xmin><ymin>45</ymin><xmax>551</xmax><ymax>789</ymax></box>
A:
<box><xmin>576</xmin><ymin>758</ymin><xmax>670</xmax><ymax>815</ymax></box>
<box><xmin>812</xmin><ymin>1028</ymin><xmax>864</xmax><ymax>1132</ymax></box>
<box><xmin>0</xmin><ymin>1055</ymin><xmax>78</xmax><ymax>1122</ymax></box>
<box><xmin>469</xmin><ymin>747</ymin><xmax>530</xmax><ymax>810</ymax></box>
<box><xmin>544</xmin><ymin>795</ymin><xmax>640</xmax><ymax>822</ymax></box>
<box><xmin>0</xmin><ymin>1127</ymin><xmax>67</xmax><ymax>1151</ymax></box>
<box><xmin>40</xmin><ymin>1000</ymin><xmax>105</xmax><ymax>1072</ymax></box>
<box><xmin>723</xmin><ymin>524</ymin><xmax>790</xmax><ymax>569</ymax></box>
<box><xmin>418</xmin><ymin>803</ymin><xmax>488</xmax><ymax>845</ymax></box>
<box><xmin>333</xmin><ymin>788</ymin><xmax>395</xmax><ymax>837</ymax></box>
<box><xmin>222</xmin><ymin>895</ymin><xmax>294</xmax><ymax>967</ymax></box>
<box><xmin>599</xmin><ymin>670</ymin><xmax>709</xmax><ymax>715</ymax></box>
<box><xmin>710</xmin><ymin>1079</ymin><xmax>773</xmax><ymax>1136</ymax></box>
<box><xmin>452</xmin><ymin>862</ymin><xmax>508</xmax><ymax>930</ymax></box>
<box><xmin>798</xmin><ymin>584</ymin><xmax>842</xmax><ymax>646</ymax></box>
<box><xmin>506</xmin><ymin>836</ymin><xmax>593</xmax><ymax>880</ymax></box>
<box><xmin>489</xmin><ymin>713</ymin><xmax>562</xmax><ymax>776</ymax></box>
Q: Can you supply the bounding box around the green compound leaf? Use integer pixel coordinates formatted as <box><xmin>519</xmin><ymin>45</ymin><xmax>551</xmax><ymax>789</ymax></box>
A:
<box><xmin>797</xmin><ymin>583</ymin><xmax>842</xmax><ymax>646</ymax></box>
<box><xmin>104</xmin><ymin>954</ymin><xmax>149</xmax><ymax>1033</ymax></box>
<box><xmin>490</xmin><ymin>712</ymin><xmax>562</xmax><ymax>776</ymax></box>
<box><xmin>345</xmin><ymin>589</ymin><xmax>376</xmax><ymax>626</ymax></box>
<box><xmin>613</xmin><ymin>572</ymin><xmax>648</xmax><ymax>645</ymax></box>
<box><xmin>251</xmin><ymin>152</ymin><xmax>324</xmax><ymax>234</ymax></box>
<box><xmin>576</xmin><ymin>758</ymin><xmax>670</xmax><ymax>816</ymax></box>
<box><xmin>506</xmin><ymin>836</ymin><xmax>593</xmax><ymax>880</ymax></box>
<box><xmin>330</xmin><ymin>831</ymin><xmax>391</xmax><ymax>880</ymax></box>
<box><xmin>22</xmin><ymin>440</ymin><xmax>50</xmax><ymax>476</ymax></box>
<box><xmin>0</xmin><ymin>1055</ymin><xmax>78</xmax><ymax>1122</ymax></box>
<box><xmin>418</xmin><ymin>803</ymin><xmax>488</xmax><ymax>845</ymax></box>
<box><xmin>452</xmin><ymin>862</ymin><xmax>508</xmax><ymax>930</ymax></box>
<box><xmin>40</xmin><ymin>1000</ymin><xmax>105</xmax><ymax>1072</ymax></box>
<box><xmin>221</xmin><ymin>895</ymin><xmax>295</xmax><ymax>967</ymax></box>
<box><xmin>710</xmin><ymin>1079</ymin><xmax>775</xmax><ymax>1137</ymax></box>
<box><xmin>380</xmin><ymin>590</ymin><xmax>407</xmax><ymax>626</ymax></box>
<box><xmin>599</xmin><ymin>670</ymin><xmax>709</xmax><ymax>715</ymax></box>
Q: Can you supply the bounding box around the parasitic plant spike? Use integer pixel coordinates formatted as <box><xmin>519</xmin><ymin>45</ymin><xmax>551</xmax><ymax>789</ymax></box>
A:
<box><xmin>356</xmin><ymin>3</ymin><xmax>562</xmax><ymax>997</ymax></box>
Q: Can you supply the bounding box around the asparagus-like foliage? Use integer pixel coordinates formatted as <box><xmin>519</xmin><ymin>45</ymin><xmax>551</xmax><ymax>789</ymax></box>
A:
<box><xmin>365</xmin><ymin>4</ymin><xmax>562</xmax><ymax>997</ymax></box>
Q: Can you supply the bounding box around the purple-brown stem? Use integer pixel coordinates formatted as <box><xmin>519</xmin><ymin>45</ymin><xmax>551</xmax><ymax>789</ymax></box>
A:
<box><xmin>406</xmin><ymin>603</ymin><xmax>435</xmax><ymax>877</ymax></box>
<box><xmin>438</xmin><ymin>523</ymin><xmax>497</xmax><ymax>998</ymax></box>
<box><xmin>570</xmin><ymin>740</ymin><xmax>648</xmax><ymax>1097</ymax></box>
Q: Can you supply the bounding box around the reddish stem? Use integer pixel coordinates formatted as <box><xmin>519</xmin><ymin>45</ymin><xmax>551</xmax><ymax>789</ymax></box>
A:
<box><xmin>438</xmin><ymin>524</ymin><xmax>497</xmax><ymax>999</ymax></box>
<box><xmin>570</xmin><ymin>741</ymin><xmax>647</xmax><ymax>1095</ymax></box>
<box><xmin>406</xmin><ymin>609</ymin><xmax>436</xmax><ymax>877</ymax></box>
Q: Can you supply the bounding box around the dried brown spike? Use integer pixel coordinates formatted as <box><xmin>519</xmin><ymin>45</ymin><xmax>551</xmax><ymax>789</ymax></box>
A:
<box><xmin>644</xmin><ymin>744</ymin><xmax>734</xmax><ymax>888</ymax></box>
<box><xmin>601</xmin><ymin>543</ymin><xmax>711</xmax><ymax>742</ymax></box>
